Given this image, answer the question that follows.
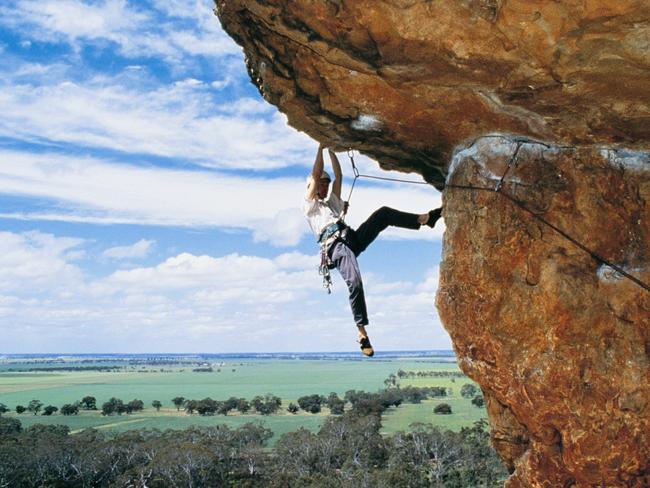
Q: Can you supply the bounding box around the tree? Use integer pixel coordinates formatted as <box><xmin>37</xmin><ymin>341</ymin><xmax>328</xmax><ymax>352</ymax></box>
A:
<box><xmin>297</xmin><ymin>394</ymin><xmax>323</xmax><ymax>414</ymax></box>
<box><xmin>351</xmin><ymin>398</ymin><xmax>386</xmax><ymax>416</ymax></box>
<box><xmin>42</xmin><ymin>405</ymin><xmax>58</xmax><ymax>416</ymax></box>
<box><xmin>126</xmin><ymin>399</ymin><xmax>144</xmax><ymax>413</ymax></box>
<box><xmin>329</xmin><ymin>399</ymin><xmax>345</xmax><ymax>415</ymax></box>
<box><xmin>460</xmin><ymin>383</ymin><xmax>478</xmax><ymax>398</ymax></box>
<box><xmin>172</xmin><ymin>396</ymin><xmax>186</xmax><ymax>411</ymax></box>
<box><xmin>383</xmin><ymin>373</ymin><xmax>398</xmax><ymax>388</ymax></box>
<box><xmin>251</xmin><ymin>394</ymin><xmax>282</xmax><ymax>415</ymax></box>
<box><xmin>101</xmin><ymin>397</ymin><xmax>124</xmax><ymax>416</ymax></box>
<box><xmin>287</xmin><ymin>403</ymin><xmax>299</xmax><ymax>414</ymax></box>
<box><xmin>471</xmin><ymin>395</ymin><xmax>485</xmax><ymax>408</ymax></box>
<box><xmin>427</xmin><ymin>386</ymin><xmax>447</xmax><ymax>397</ymax></box>
<box><xmin>325</xmin><ymin>393</ymin><xmax>345</xmax><ymax>415</ymax></box>
<box><xmin>0</xmin><ymin>403</ymin><xmax>9</xmax><ymax>415</ymax></box>
<box><xmin>434</xmin><ymin>403</ymin><xmax>453</xmax><ymax>415</ymax></box>
<box><xmin>152</xmin><ymin>400</ymin><xmax>162</xmax><ymax>411</ymax></box>
<box><xmin>80</xmin><ymin>396</ymin><xmax>97</xmax><ymax>410</ymax></box>
<box><xmin>219</xmin><ymin>397</ymin><xmax>239</xmax><ymax>416</ymax></box>
<box><xmin>15</xmin><ymin>405</ymin><xmax>26</xmax><ymax>414</ymax></box>
<box><xmin>60</xmin><ymin>403</ymin><xmax>79</xmax><ymax>415</ymax></box>
<box><xmin>400</xmin><ymin>386</ymin><xmax>425</xmax><ymax>404</ymax></box>
<box><xmin>0</xmin><ymin>417</ymin><xmax>21</xmax><ymax>436</ymax></box>
<box><xmin>185</xmin><ymin>399</ymin><xmax>198</xmax><ymax>414</ymax></box>
<box><xmin>236</xmin><ymin>398</ymin><xmax>250</xmax><ymax>414</ymax></box>
<box><xmin>196</xmin><ymin>398</ymin><xmax>219</xmax><ymax>415</ymax></box>
<box><xmin>27</xmin><ymin>399</ymin><xmax>43</xmax><ymax>415</ymax></box>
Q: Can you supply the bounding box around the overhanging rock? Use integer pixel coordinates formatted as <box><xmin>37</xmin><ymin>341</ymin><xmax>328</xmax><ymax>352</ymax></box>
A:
<box><xmin>216</xmin><ymin>0</ymin><xmax>650</xmax><ymax>189</ymax></box>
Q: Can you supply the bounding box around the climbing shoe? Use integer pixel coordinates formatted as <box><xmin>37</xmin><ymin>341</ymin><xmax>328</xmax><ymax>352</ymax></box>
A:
<box><xmin>425</xmin><ymin>207</ymin><xmax>443</xmax><ymax>227</ymax></box>
<box><xmin>359</xmin><ymin>336</ymin><xmax>374</xmax><ymax>357</ymax></box>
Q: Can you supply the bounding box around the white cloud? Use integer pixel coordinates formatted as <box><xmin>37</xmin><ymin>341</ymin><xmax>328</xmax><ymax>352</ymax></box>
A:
<box><xmin>0</xmin><ymin>0</ymin><xmax>241</xmax><ymax>61</ymax></box>
<box><xmin>0</xmin><ymin>231</ymin><xmax>450</xmax><ymax>352</ymax></box>
<box><xmin>0</xmin><ymin>231</ymin><xmax>84</xmax><ymax>292</ymax></box>
<box><xmin>0</xmin><ymin>77</ymin><xmax>313</xmax><ymax>170</ymax></box>
<box><xmin>103</xmin><ymin>239</ymin><xmax>154</xmax><ymax>259</ymax></box>
<box><xmin>0</xmin><ymin>150</ymin><xmax>443</xmax><ymax>246</ymax></box>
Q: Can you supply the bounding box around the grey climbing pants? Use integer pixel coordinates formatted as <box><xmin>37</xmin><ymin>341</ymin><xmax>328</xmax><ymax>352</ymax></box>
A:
<box><xmin>329</xmin><ymin>206</ymin><xmax>421</xmax><ymax>327</ymax></box>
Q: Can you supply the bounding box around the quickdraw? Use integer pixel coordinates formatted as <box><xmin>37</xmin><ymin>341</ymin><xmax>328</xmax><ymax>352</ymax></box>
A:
<box><xmin>319</xmin><ymin>245</ymin><xmax>334</xmax><ymax>294</ymax></box>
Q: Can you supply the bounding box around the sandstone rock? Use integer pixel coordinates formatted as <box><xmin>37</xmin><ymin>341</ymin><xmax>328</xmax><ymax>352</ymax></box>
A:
<box><xmin>215</xmin><ymin>0</ymin><xmax>650</xmax><ymax>189</ymax></box>
<box><xmin>439</xmin><ymin>136</ymin><xmax>649</xmax><ymax>486</ymax></box>
<box><xmin>215</xmin><ymin>2</ymin><xmax>650</xmax><ymax>485</ymax></box>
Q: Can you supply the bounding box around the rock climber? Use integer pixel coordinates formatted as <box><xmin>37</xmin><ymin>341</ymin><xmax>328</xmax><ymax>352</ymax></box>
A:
<box><xmin>303</xmin><ymin>143</ymin><xmax>443</xmax><ymax>356</ymax></box>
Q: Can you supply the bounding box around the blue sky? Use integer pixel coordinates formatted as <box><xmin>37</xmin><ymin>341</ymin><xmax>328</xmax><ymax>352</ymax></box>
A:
<box><xmin>0</xmin><ymin>0</ymin><xmax>448</xmax><ymax>353</ymax></box>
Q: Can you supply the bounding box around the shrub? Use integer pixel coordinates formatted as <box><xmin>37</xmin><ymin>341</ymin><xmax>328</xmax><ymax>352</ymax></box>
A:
<box><xmin>251</xmin><ymin>394</ymin><xmax>282</xmax><ymax>415</ymax></box>
<box><xmin>61</xmin><ymin>403</ymin><xmax>80</xmax><ymax>415</ymax></box>
<box><xmin>0</xmin><ymin>417</ymin><xmax>21</xmax><ymax>436</ymax></box>
<box><xmin>27</xmin><ymin>399</ymin><xmax>43</xmax><ymax>415</ymax></box>
<box><xmin>297</xmin><ymin>394</ymin><xmax>323</xmax><ymax>414</ymax></box>
<box><xmin>329</xmin><ymin>398</ymin><xmax>345</xmax><ymax>415</ymax></box>
<box><xmin>15</xmin><ymin>405</ymin><xmax>26</xmax><ymax>414</ymax></box>
<box><xmin>472</xmin><ymin>395</ymin><xmax>485</xmax><ymax>408</ymax></box>
<box><xmin>126</xmin><ymin>399</ymin><xmax>144</xmax><ymax>413</ymax></box>
<box><xmin>80</xmin><ymin>396</ymin><xmax>97</xmax><ymax>410</ymax></box>
<box><xmin>460</xmin><ymin>383</ymin><xmax>478</xmax><ymax>398</ymax></box>
<box><xmin>236</xmin><ymin>398</ymin><xmax>250</xmax><ymax>414</ymax></box>
<box><xmin>172</xmin><ymin>396</ymin><xmax>186</xmax><ymax>411</ymax></box>
<box><xmin>287</xmin><ymin>403</ymin><xmax>299</xmax><ymax>414</ymax></box>
<box><xmin>434</xmin><ymin>403</ymin><xmax>453</xmax><ymax>415</ymax></box>
<box><xmin>42</xmin><ymin>405</ymin><xmax>59</xmax><ymax>416</ymax></box>
<box><xmin>102</xmin><ymin>397</ymin><xmax>125</xmax><ymax>416</ymax></box>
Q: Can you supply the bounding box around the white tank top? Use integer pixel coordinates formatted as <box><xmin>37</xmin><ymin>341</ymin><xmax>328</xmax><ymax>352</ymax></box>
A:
<box><xmin>303</xmin><ymin>193</ymin><xmax>345</xmax><ymax>239</ymax></box>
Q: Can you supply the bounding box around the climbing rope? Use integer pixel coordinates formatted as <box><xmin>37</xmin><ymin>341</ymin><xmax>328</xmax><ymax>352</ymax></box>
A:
<box><xmin>342</xmin><ymin>146</ymin><xmax>649</xmax><ymax>293</ymax></box>
<box><xmin>344</xmin><ymin>149</ymin><xmax>429</xmax><ymax>217</ymax></box>
<box><xmin>445</xmin><ymin>146</ymin><xmax>650</xmax><ymax>294</ymax></box>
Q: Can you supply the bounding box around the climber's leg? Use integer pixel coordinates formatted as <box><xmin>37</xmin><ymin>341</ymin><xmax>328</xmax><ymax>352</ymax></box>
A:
<box><xmin>354</xmin><ymin>206</ymin><xmax>421</xmax><ymax>255</ymax></box>
<box><xmin>330</xmin><ymin>241</ymin><xmax>368</xmax><ymax>328</ymax></box>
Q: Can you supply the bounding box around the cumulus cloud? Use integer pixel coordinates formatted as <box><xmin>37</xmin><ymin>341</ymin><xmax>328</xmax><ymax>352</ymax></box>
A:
<box><xmin>0</xmin><ymin>0</ymin><xmax>240</xmax><ymax>61</ymax></box>
<box><xmin>103</xmin><ymin>239</ymin><xmax>154</xmax><ymax>259</ymax></box>
<box><xmin>0</xmin><ymin>231</ymin><xmax>84</xmax><ymax>292</ymax></box>
<box><xmin>0</xmin><ymin>149</ymin><xmax>444</xmax><ymax>245</ymax></box>
<box><xmin>0</xmin><ymin>230</ymin><xmax>449</xmax><ymax>352</ymax></box>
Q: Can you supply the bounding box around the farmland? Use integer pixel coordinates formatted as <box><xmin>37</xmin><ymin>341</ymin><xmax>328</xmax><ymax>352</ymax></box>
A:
<box><xmin>0</xmin><ymin>353</ymin><xmax>486</xmax><ymax>439</ymax></box>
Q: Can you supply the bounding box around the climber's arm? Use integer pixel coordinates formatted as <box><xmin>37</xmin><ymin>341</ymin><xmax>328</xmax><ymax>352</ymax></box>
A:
<box><xmin>329</xmin><ymin>149</ymin><xmax>343</xmax><ymax>199</ymax></box>
<box><xmin>305</xmin><ymin>144</ymin><xmax>325</xmax><ymax>201</ymax></box>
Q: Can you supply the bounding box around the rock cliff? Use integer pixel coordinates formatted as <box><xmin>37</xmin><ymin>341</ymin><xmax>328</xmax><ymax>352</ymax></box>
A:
<box><xmin>215</xmin><ymin>1</ymin><xmax>650</xmax><ymax>486</ymax></box>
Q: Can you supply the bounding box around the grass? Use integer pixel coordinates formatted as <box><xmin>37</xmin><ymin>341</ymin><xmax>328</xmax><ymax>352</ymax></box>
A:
<box><xmin>0</xmin><ymin>360</ymin><xmax>457</xmax><ymax>407</ymax></box>
<box><xmin>0</xmin><ymin>358</ymin><xmax>485</xmax><ymax>439</ymax></box>
<box><xmin>381</xmin><ymin>368</ymin><xmax>486</xmax><ymax>433</ymax></box>
<box><xmin>13</xmin><ymin>410</ymin><xmax>327</xmax><ymax>444</ymax></box>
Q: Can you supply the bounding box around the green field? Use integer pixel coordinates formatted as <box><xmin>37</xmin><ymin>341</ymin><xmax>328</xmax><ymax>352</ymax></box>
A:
<box><xmin>0</xmin><ymin>358</ymin><xmax>486</xmax><ymax>439</ymax></box>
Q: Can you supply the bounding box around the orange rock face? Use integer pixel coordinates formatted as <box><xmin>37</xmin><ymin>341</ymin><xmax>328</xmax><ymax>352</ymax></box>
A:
<box><xmin>439</xmin><ymin>137</ymin><xmax>649</xmax><ymax>486</ymax></box>
<box><xmin>215</xmin><ymin>1</ymin><xmax>650</xmax><ymax>485</ymax></box>
<box><xmin>216</xmin><ymin>0</ymin><xmax>650</xmax><ymax>188</ymax></box>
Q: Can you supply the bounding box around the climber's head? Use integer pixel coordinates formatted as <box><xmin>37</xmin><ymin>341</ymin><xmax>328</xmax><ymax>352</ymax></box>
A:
<box><xmin>317</xmin><ymin>171</ymin><xmax>331</xmax><ymax>196</ymax></box>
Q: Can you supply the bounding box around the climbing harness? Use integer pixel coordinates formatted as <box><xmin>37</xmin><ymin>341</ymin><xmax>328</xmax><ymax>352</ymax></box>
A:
<box><xmin>445</xmin><ymin>142</ymin><xmax>650</xmax><ymax>294</ymax></box>
<box><xmin>315</xmin><ymin>149</ymin><xmax>433</xmax><ymax>294</ymax></box>
<box><xmin>318</xmin><ymin>222</ymin><xmax>345</xmax><ymax>294</ymax></box>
